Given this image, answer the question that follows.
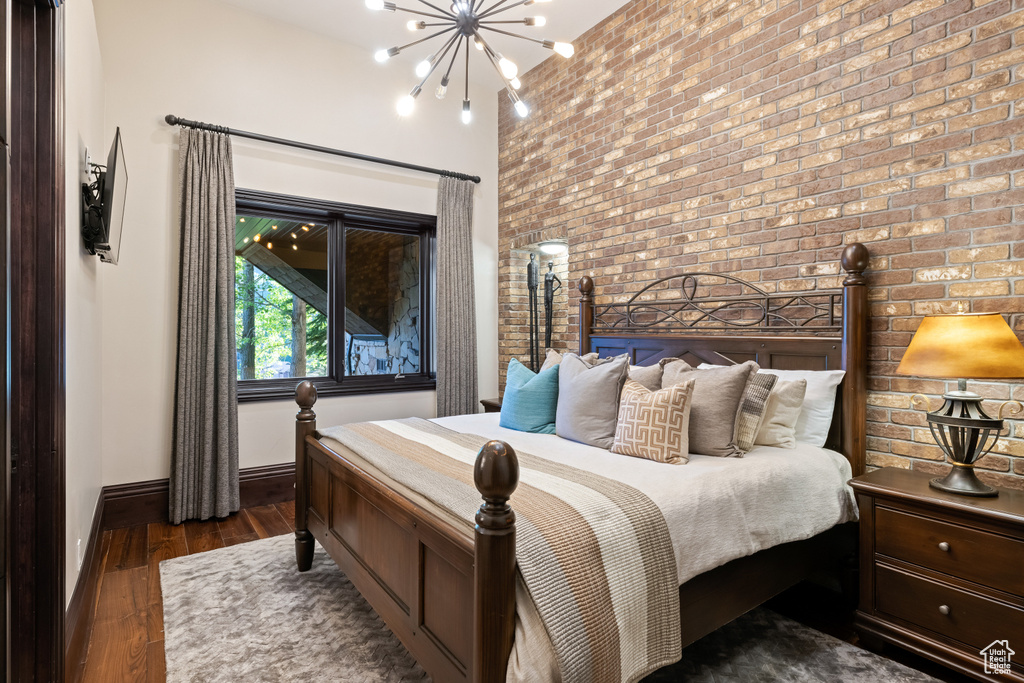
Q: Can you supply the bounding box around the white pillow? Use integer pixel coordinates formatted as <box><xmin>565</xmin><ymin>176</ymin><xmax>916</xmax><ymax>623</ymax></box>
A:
<box><xmin>754</xmin><ymin>379</ymin><xmax>807</xmax><ymax>448</ymax></box>
<box><xmin>699</xmin><ymin>365</ymin><xmax>845</xmax><ymax>447</ymax></box>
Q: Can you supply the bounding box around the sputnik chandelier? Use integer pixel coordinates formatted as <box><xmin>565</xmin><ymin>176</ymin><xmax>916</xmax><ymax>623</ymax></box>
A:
<box><xmin>365</xmin><ymin>0</ymin><xmax>575</xmax><ymax>123</ymax></box>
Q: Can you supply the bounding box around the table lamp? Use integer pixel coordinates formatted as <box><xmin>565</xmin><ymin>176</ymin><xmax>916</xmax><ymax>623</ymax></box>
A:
<box><xmin>896</xmin><ymin>310</ymin><xmax>1024</xmax><ymax>497</ymax></box>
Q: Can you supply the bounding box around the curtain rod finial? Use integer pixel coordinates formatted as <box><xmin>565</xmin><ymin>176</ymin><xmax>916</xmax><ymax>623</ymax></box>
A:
<box><xmin>165</xmin><ymin>114</ymin><xmax>180</xmax><ymax>126</ymax></box>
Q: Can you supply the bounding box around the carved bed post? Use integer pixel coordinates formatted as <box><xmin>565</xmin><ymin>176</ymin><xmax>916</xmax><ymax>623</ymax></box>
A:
<box><xmin>578</xmin><ymin>275</ymin><xmax>594</xmax><ymax>356</ymax></box>
<box><xmin>841</xmin><ymin>243</ymin><xmax>869</xmax><ymax>476</ymax></box>
<box><xmin>473</xmin><ymin>440</ymin><xmax>519</xmax><ymax>683</ymax></box>
<box><xmin>295</xmin><ymin>380</ymin><xmax>318</xmax><ymax>571</ymax></box>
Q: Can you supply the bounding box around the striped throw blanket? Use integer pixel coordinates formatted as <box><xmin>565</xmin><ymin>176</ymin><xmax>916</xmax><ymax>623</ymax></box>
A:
<box><xmin>319</xmin><ymin>418</ymin><xmax>681</xmax><ymax>683</ymax></box>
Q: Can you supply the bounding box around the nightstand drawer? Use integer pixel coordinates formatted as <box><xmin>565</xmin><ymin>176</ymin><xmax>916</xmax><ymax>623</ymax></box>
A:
<box><xmin>876</xmin><ymin>506</ymin><xmax>1024</xmax><ymax>595</ymax></box>
<box><xmin>876</xmin><ymin>564</ymin><xmax>1024</xmax><ymax>652</ymax></box>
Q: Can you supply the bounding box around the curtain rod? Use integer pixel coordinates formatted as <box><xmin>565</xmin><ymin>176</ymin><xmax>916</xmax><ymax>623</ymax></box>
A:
<box><xmin>164</xmin><ymin>114</ymin><xmax>482</xmax><ymax>184</ymax></box>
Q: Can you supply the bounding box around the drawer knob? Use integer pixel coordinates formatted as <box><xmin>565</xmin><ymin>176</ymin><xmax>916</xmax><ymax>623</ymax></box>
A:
<box><xmin>938</xmin><ymin>542</ymin><xmax>950</xmax><ymax>552</ymax></box>
<box><xmin>939</xmin><ymin>605</ymin><xmax>950</xmax><ymax>616</ymax></box>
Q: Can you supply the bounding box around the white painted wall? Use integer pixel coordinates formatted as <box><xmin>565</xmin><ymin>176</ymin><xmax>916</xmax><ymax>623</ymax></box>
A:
<box><xmin>65</xmin><ymin>0</ymin><xmax>106</xmax><ymax>605</ymax></box>
<box><xmin>92</xmin><ymin>0</ymin><xmax>499</xmax><ymax>485</ymax></box>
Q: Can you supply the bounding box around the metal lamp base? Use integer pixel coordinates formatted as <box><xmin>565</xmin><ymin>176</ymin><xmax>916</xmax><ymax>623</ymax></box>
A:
<box><xmin>920</xmin><ymin>384</ymin><xmax>1003</xmax><ymax>498</ymax></box>
<box><xmin>930</xmin><ymin>465</ymin><xmax>998</xmax><ymax>498</ymax></box>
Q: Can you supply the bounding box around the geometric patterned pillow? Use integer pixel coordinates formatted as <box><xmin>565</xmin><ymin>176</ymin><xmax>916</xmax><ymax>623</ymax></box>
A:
<box><xmin>611</xmin><ymin>379</ymin><xmax>696</xmax><ymax>465</ymax></box>
<box><xmin>734</xmin><ymin>371</ymin><xmax>779</xmax><ymax>453</ymax></box>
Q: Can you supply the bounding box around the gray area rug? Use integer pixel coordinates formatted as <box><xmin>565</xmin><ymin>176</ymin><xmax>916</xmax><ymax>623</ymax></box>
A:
<box><xmin>641</xmin><ymin>609</ymin><xmax>937</xmax><ymax>683</ymax></box>
<box><xmin>162</xmin><ymin>535</ymin><xmax>937</xmax><ymax>683</ymax></box>
<box><xmin>161</xmin><ymin>535</ymin><xmax>427</xmax><ymax>683</ymax></box>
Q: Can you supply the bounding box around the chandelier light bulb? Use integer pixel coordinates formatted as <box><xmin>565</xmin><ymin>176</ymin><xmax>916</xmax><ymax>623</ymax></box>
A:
<box><xmin>510</xmin><ymin>77</ymin><xmax>521</xmax><ymax>90</ymax></box>
<box><xmin>416</xmin><ymin>58</ymin><xmax>432</xmax><ymax>78</ymax></box>
<box><xmin>397</xmin><ymin>95</ymin><xmax>416</xmax><ymax>116</ymax></box>
<box><xmin>462</xmin><ymin>100</ymin><xmax>472</xmax><ymax>124</ymax></box>
<box><xmin>499</xmin><ymin>56</ymin><xmax>519</xmax><ymax>79</ymax></box>
<box><xmin>474</xmin><ymin>38</ymin><xmax>484</xmax><ymax>50</ymax></box>
<box><xmin>374</xmin><ymin>49</ymin><xmax>391</xmax><ymax>63</ymax></box>
<box><xmin>397</xmin><ymin>94</ymin><xmax>416</xmax><ymax>116</ymax></box>
<box><xmin>514</xmin><ymin>100</ymin><xmax>529</xmax><ymax>117</ymax></box>
<box><xmin>553</xmin><ymin>42</ymin><xmax>575</xmax><ymax>58</ymax></box>
<box><xmin>436</xmin><ymin>84</ymin><xmax>448</xmax><ymax>99</ymax></box>
<box><xmin>525</xmin><ymin>16</ymin><xmax>546</xmax><ymax>26</ymax></box>
<box><xmin>407</xmin><ymin>20</ymin><xmax>425</xmax><ymax>30</ymax></box>
<box><xmin>365</xmin><ymin>0</ymin><xmax>385</xmax><ymax>9</ymax></box>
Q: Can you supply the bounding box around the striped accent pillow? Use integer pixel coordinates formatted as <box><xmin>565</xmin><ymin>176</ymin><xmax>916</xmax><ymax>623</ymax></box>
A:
<box><xmin>612</xmin><ymin>379</ymin><xmax>695</xmax><ymax>465</ymax></box>
<box><xmin>734</xmin><ymin>371</ymin><xmax>779</xmax><ymax>453</ymax></box>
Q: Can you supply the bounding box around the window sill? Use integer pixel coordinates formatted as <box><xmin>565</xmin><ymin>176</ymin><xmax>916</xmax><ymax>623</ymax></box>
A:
<box><xmin>237</xmin><ymin>376</ymin><xmax>437</xmax><ymax>403</ymax></box>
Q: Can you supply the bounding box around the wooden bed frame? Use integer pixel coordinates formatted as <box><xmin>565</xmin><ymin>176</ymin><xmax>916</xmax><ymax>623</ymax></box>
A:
<box><xmin>293</xmin><ymin>243</ymin><xmax>870</xmax><ymax>683</ymax></box>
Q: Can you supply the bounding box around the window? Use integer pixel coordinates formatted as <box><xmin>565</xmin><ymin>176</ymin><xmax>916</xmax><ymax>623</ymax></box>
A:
<box><xmin>234</xmin><ymin>189</ymin><xmax>435</xmax><ymax>401</ymax></box>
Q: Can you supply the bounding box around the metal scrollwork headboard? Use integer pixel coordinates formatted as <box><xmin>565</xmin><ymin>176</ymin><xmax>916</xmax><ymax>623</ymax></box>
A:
<box><xmin>590</xmin><ymin>271</ymin><xmax>842</xmax><ymax>333</ymax></box>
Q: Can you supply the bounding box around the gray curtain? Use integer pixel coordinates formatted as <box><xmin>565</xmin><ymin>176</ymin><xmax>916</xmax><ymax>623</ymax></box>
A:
<box><xmin>436</xmin><ymin>176</ymin><xmax>478</xmax><ymax>417</ymax></box>
<box><xmin>170</xmin><ymin>128</ymin><xmax>240</xmax><ymax>524</ymax></box>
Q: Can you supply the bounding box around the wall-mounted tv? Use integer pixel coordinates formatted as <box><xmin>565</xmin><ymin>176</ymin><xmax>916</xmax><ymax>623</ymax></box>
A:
<box><xmin>81</xmin><ymin>127</ymin><xmax>128</xmax><ymax>265</ymax></box>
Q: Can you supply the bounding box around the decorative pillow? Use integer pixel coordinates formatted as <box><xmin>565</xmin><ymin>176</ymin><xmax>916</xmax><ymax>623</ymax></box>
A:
<box><xmin>755</xmin><ymin>379</ymin><xmax>808</xmax><ymax>448</ymax></box>
<box><xmin>734</xmin><ymin>371</ymin><xmax>779</xmax><ymax>452</ymax></box>
<box><xmin>758</xmin><ymin>369</ymin><xmax>845</xmax><ymax>446</ymax></box>
<box><xmin>540</xmin><ymin>348</ymin><xmax>600</xmax><ymax>372</ymax></box>
<box><xmin>612</xmin><ymin>379</ymin><xmax>696</xmax><ymax>465</ymax></box>
<box><xmin>499</xmin><ymin>359</ymin><xmax>559</xmax><ymax>434</ymax></box>
<box><xmin>662</xmin><ymin>360</ymin><xmax>758</xmax><ymax>457</ymax></box>
<box><xmin>556</xmin><ymin>353</ymin><xmax>630</xmax><ymax>449</ymax></box>
<box><xmin>695</xmin><ymin>362</ymin><xmax>781</xmax><ymax>452</ymax></box>
<box><xmin>627</xmin><ymin>363</ymin><xmax>664</xmax><ymax>392</ymax></box>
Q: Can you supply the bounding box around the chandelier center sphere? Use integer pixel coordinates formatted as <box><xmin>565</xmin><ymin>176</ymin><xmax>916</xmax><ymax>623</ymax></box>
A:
<box><xmin>455</xmin><ymin>11</ymin><xmax>479</xmax><ymax>37</ymax></box>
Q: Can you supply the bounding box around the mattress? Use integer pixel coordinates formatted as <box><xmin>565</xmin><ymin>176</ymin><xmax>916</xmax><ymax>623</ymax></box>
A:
<box><xmin>318</xmin><ymin>412</ymin><xmax>858</xmax><ymax>682</ymax></box>
<box><xmin>433</xmin><ymin>412</ymin><xmax>858</xmax><ymax>584</ymax></box>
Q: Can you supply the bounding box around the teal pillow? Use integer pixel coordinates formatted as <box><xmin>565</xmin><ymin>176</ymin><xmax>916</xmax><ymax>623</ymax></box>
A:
<box><xmin>500</xmin><ymin>359</ymin><xmax>559</xmax><ymax>434</ymax></box>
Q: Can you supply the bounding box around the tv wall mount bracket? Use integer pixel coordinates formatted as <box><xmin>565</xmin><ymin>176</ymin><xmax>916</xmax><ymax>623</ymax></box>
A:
<box><xmin>81</xmin><ymin>159</ymin><xmax>107</xmax><ymax>255</ymax></box>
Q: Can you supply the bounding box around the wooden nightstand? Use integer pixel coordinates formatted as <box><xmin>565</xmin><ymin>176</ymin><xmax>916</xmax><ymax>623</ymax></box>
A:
<box><xmin>851</xmin><ymin>468</ymin><xmax>1024</xmax><ymax>682</ymax></box>
<box><xmin>480</xmin><ymin>398</ymin><xmax>501</xmax><ymax>413</ymax></box>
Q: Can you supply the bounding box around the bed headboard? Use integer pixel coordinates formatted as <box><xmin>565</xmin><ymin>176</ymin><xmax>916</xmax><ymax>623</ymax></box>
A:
<box><xmin>578</xmin><ymin>243</ymin><xmax>869</xmax><ymax>475</ymax></box>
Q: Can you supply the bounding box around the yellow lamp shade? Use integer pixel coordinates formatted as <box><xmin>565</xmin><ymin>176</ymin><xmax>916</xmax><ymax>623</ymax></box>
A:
<box><xmin>897</xmin><ymin>313</ymin><xmax>1024</xmax><ymax>379</ymax></box>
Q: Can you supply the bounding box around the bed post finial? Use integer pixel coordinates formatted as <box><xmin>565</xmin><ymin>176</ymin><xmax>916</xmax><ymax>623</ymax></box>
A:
<box><xmin>840</xmin><ymin>244</ymin><xmax>868</xmax><ymax>476</ymax></box>
<box><xmin>841</xmin><ymin>242</ymin><xmax>869</xmax><ymax>286</ymax></box>
<box><xmin>295</xmin><ymin>381</ymin><xmax>318</xmax><ymax>572</ymax></box>
<box><xmin>578</xmin><ymin>275</ymin><xmax>594</xmax><ymax>356</ymax></box>
<box><xmin>473</xmin><ymin>440</ymin><xmax>518</xmax><ymax>683</ymax></box>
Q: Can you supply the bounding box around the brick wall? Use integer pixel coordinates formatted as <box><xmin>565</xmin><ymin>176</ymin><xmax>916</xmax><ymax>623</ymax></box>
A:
<box><xmin>497</xmin><ymin>0</ymin><xmax>1024</xmax><ymax>488</ymax></box>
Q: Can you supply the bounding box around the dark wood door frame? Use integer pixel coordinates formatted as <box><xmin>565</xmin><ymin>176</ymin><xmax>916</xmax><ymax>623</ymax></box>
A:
<box><xmin>0</xmin><ymin>0</ymin><xmax>8</xmax><ymax>676</ymax></box>
<box><xmin>8</xmin><ymin>0</ymin><xmax>66</xmax><ymax>681</ymax></box>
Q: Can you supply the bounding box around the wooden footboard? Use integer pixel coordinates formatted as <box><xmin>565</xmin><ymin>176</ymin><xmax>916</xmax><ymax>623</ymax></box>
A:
<box><xmin>293</xmin><ymin>382</ymin><xmax>517</xmax><ymax>683</ymax></box>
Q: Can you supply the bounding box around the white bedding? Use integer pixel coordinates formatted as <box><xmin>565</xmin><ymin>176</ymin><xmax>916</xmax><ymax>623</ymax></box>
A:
<box><xmin>319</xmin><ymin>412</ymin><xmax>858</xmax><ymax>683</ymax></box>
<box><xmin>433</xmin><ymin>412</ymin><xmax>858</xmax><ymax>585</ymax></box>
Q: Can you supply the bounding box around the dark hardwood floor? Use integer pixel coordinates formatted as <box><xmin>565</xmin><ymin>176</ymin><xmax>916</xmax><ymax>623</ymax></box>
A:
<box><xmin>79</xmin><ymin>503</ymin><xmax>973</xmax><ymax>683</ymax></box>
<box><xmin>79</xmin><ymin>501</ymin><xmax>295</xmax><ymax>683</ymax></box>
